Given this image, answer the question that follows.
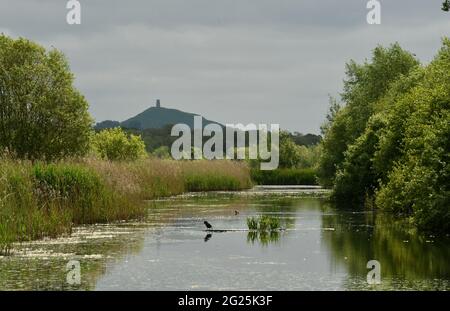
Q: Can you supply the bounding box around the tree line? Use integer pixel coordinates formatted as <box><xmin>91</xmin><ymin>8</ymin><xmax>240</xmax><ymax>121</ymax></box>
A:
<box><xmin>318</xmin><ymin>39</ymin><xmax>450</xmax><ymax>232</ymax></box>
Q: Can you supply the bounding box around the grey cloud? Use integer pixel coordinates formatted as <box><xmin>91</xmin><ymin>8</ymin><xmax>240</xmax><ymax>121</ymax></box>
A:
<box><xmin>1</xmin><ymin>0</ymin><xmax>449</xmax><ymax>133</ymax></box>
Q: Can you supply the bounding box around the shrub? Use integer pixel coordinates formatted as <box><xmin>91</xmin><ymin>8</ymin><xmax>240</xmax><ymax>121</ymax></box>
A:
<box><xmin>91</xmin><ymin>128</ymin><xmax>147</xmax><ymax>161</ymax></box>
<box><xmin>152</xmin><ymin>146</ymin><xmax>172</xmax><ymax>159</ymax></box>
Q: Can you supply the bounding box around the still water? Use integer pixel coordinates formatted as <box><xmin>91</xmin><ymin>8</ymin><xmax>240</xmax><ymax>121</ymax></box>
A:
<box><xmin>0</xmin><ymin>187</ymin><xmax>449</xmax><ymax>290</ymax></box>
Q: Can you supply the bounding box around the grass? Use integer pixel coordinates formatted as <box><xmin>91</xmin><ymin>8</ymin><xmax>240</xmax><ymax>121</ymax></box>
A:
<box><xmin>0</xmin><ymin>160</ymin><xmax>71</xmax><ymax>255</ymax></box>
<box><xmin>251</xmin><ymin>168</ymin><xmax>318</xmax><ymax>185</ymax></box>
<box><xmin>0</xmin><ymin>158</ymin><xmax>252</xmax><ymax>254</ymax></box>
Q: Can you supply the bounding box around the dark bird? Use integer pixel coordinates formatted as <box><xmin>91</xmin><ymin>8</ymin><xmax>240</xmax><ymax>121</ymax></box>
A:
<box><xmin>204</xmin><ymin>221</ymin><xmax>212</xmax><ymax>229</ymax></box>
<box><xmin>234</xmin><ymin>210</ymin><xmax>239</xmax><ymax>215</ymax></box>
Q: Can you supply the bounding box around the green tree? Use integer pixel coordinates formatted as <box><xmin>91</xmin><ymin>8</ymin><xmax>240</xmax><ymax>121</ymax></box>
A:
<box><xmin>296</xmin><ymin>144</ymin><xmax>321</xmax><ymax>169</ymax></box>
<box><xmin>277</xmin><ymin>131</ymin><xmax>320</xmax><ymax>169</ymax></box>
<box><xmin>91</xmin><ymin>128</ymin><xmax>147</xmax><ymax>161</ymax></box>
<box><xmin>319</xmin><ymin>38</ymin><xmax>450</xmax><ymax>232</ymax></box>
<box><xmin>278</xmin><ymin>131</ymin><xmax>301</xmax><ymax>168</ymax></box>
<box><xmin>332</xmin><ymin>114</ymin><xmax>387</xmax><ymax>204</ymax></box>
<box><xmin>376</xmin><ymin>39</ymin><xmax>450</xmax><ymax>232</ymax></box>
<box><xmin>0</xmin><ymin>35</ymin><xmax>92</xmax><ymax>160</ymax></box>
<box><xmin>318</xmin><ymin>43</ymin><xmax>419</xmax><ymax>187</ymax></box>
<box><xmin>317</xmin><ymin>101</ymin><xmax>348</xmax><ymax>186</ymax></box>
<box><xmin>333</xmin><ymin>68</ymin><xmax>426</xmax><ymax>203</ymax></box>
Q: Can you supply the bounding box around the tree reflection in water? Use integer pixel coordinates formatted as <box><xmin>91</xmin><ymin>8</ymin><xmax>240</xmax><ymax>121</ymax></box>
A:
<box><xmin>321</xmin><ymin>207</ymin><xmax>450</xmax><ymax>290</ymax></box>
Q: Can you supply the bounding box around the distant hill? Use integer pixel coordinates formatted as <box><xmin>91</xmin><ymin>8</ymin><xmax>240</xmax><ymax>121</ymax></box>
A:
<box><xmin>94</xmin><ymin>101</ymin><xmax>321</xmax><ymax>152</ymax></box>
<box><xmin>95</xmin><ymin>102</ymin><xmax>223</xmax><ymax>131</ymax></box>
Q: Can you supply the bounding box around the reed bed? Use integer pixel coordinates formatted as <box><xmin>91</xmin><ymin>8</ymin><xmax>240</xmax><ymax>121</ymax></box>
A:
<box><xmin>182</xmin><ymin>160</ymin><xmax>252</xmax><ymax>192</ymax></box>
<box><xmin>251</xmin><ymin>168</ymin><xmax>317</xmax><ymax>185</ymax></box>
<box><xmin>0</xmin><ymin>158</ymin><xmax>252</xmax><ymax>254</ymax></box>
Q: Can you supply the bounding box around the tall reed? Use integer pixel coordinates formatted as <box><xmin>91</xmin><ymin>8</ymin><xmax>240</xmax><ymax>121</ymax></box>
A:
<box><xmin>0</xmin><ymin>158</ymin><xmax>252</xmax><ymax>254</ymax></box>
<box><xmin>251</xmin><ymin>168</ymin><xmax>317</xmax><ymax>185</ymax></box>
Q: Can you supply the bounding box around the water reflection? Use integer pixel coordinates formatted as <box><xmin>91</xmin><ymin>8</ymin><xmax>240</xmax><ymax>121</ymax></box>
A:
<box><xmin>0</xmin><ymin>190</ymin><xmax>448</xmax><ymax>291</ymax></box>
<box><xmin>204</xmin><ymin>234</ymin><xmax>212</xmax><ymax>242</ymax></box>
<box><xmin>321</xmin><ymin>208</ymin><xmax>450</xmax><ymax>290</ymax></box>
<box><xmin>247</xmin><ymin>230</ymin><xmax>281</xmax><ymax>246</ymax></box>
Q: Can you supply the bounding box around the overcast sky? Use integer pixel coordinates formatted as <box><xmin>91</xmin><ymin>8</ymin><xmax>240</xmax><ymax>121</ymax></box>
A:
<box><xmin>1</xmin><ymin>0</ymin><xmax>449</xmax><ymax>134</ymax></box>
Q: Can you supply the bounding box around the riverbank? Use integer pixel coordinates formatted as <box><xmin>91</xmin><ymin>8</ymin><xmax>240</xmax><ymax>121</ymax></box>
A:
<box><xmin>0</xmin><ymin>158</ymin><xmax>252</xmax><ymax>254</ymax></box>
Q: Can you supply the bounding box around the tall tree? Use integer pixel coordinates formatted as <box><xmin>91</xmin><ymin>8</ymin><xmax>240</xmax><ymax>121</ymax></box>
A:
<box><xmin>318</xmin><ymin>43</ymin><xmax>419</xmax><ymax>187</ymax></box>
<box><xmin>319</xmin><ymin>38</ymin><xmax>450</xmax><ymax>232</ymax></box>
<box><xmin>0</xmin><ymin>35</ymin><xmax>92</xmax><ymax>160</ymax></box>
